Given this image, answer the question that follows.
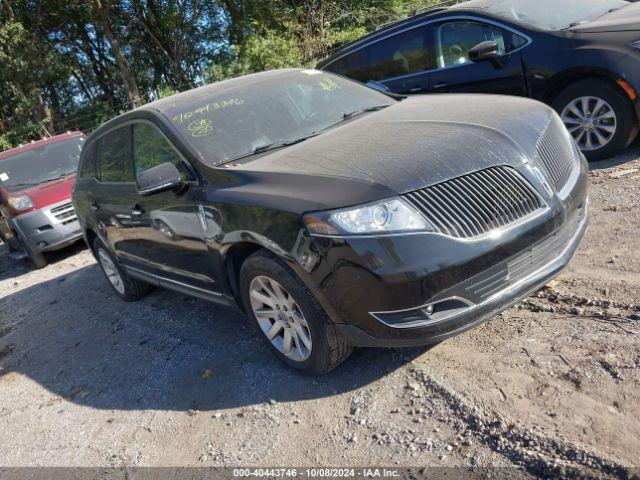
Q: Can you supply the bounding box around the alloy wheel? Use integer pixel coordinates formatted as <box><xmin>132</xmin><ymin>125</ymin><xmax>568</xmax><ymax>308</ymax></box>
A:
<box><xmin>249</xmin><ymin>275</ymin><xmax>312</xmax><ymax>362</ymax></box>
<box><xmin>561</xmin><ymin>96</ymin><xmax>617</xmax><ymax>152</ymax></box>
<box><xmin>97</xmin><ymin>248</ymin><xmax>125</xmax><ymax>295</ymax></box>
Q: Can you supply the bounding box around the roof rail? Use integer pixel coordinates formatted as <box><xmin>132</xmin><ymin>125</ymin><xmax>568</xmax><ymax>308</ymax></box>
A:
<box><xmin>413</xmin><ymin>0</ymin><xmax>467</xmax><ymax>16</ymax></box>
<box><xmin>375</xmin><ymin>0</ymin><xmax>468</xmax><ymax>31</ymax></box>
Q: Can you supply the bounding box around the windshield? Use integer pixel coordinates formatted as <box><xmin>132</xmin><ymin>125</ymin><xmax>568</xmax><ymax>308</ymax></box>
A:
<box><xmin>0</xmin><ymin>137</ymin><xmax>84</xmax><ymax>193</ymax></box>
<box><xmin>165</xmin><ymin>71</ymin><xmax>396</xmax><ymax>164</ymax></box>
<box><xmin>484</xmin><ymin>0</ymin><xmax>629</xmax><ymax>30</ymax></box>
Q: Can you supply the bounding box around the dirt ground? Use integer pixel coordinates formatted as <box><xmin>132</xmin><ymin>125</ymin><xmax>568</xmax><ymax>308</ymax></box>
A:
<box><xmin>1</xmin><ymin>145</ymin><xmax>639</xmax><ymax>478</ymax></box>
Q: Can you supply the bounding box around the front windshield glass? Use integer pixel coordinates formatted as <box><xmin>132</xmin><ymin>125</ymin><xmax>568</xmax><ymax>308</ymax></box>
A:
<box><xmin>484</xmin><ymin>0</ymin><xmax>628</xmax><ymax>30</ymax></box>
<box><xmin>0</xmin><ymin>137</ymin><xmax>85</xmax><ymax>193</ymax></box>
<box><xmin>165</xmin><ymin>71</ymin><xmax>395</xmax><ymax>164</ymax></box>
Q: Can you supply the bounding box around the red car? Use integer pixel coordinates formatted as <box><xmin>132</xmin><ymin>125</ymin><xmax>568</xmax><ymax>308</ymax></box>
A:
<box><xmin>0</xmin><ymin>132</ymin><xmax>85</xmax><ymax>268</ymax></box>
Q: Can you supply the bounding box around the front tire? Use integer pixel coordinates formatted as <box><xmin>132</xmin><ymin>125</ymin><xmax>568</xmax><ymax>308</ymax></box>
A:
<box><xmin>552</xmin><ymin>78</ymin><xmax>637</xmax><ymax>161</ymax></box>
<box><xmin>16</xmin><ymin>232</ymin><xmax>47</xmax><ymax>269</ymax></box>
<box><xmin>239</xmin><ymin>250</ymin><xmax>352</xmax><ymax>374</ymax></box>
<box><xmin>92</xmin><ymin>238</ymin><xmax>151</xmax><ymax>302</ymax></box>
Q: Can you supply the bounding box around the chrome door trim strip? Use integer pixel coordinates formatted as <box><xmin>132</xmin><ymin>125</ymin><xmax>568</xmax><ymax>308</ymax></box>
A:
<box><xmin>322</xmin><ymin>14</ymin><xmax>533</xmax><ymax>83</ymax></box>
<box><xmin>125</xmin><ymin>264</ymin><xmax>224</xmax><ymax>297</ymax></box>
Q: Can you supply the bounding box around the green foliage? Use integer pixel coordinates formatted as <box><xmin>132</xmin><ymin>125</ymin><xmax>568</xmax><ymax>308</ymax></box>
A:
<box><xmin>0</xmin><ymin>0</ymin><xmax>440</xmax><ymax>151</ymax></box>
<box><xmin>209</xmin><ymin>30</ymin><xmax>302</xmax><ymax>82</ymax></box>
<box><xmin>156</xmin><ymin>85</ymin><xmax>180</xmax><ymax>100</ymax></box>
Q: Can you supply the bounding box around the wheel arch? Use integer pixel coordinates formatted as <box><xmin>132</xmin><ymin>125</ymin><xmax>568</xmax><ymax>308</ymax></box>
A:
<box><xmin>84</xmin><ymin>228</ymin><xmax>99</xmax><ymax>258</ymax></box>
<box><xmin>542</xmin><ymin>68</ymin><xmax>639</xmax><ymax>124</ymax></box>
<box><xmin>224</xmin><ymin>241</ymin><xmax>266</xmax><ymax>311</ymax></box>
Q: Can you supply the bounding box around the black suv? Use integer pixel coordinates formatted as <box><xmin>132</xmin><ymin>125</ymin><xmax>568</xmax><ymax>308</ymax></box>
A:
<box><xmin>318</xmin><ymin>0</ymin><xmax>640</xmax><ymax>160</ymax></box>
<box><xmin>73</xmin><ymin>69</ymin><xmax>588</xmax><ymax>374</ymax></box>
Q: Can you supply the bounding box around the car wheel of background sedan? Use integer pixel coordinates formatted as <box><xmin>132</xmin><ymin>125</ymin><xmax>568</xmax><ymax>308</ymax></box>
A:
<box><xmin>92</xmin><ymin>238</ymin><xmax>152</xmax><ymax>302</ymax></box>
<box><xmin>552</xmin><ymin>79</ymin><xmax>637</xmax><ymax>161</ymax></box>
<box><xmin>240</xmin><ymin>250</ymin><xmax>352</xmax><ymax>374</ymax></box>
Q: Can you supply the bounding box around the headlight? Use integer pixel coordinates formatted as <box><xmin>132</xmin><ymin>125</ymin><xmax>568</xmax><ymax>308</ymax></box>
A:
<box><xmin>304</xmin><ymin>197</ymin><xmax>432</xmax><ymax>236</ymax></box>
<box><xmin>8</xmin><ymin>194</ymin><xmax>35</xmax><ymax>212</ymax></box>
<box><xmin>632</xmin><ymin>40</ymin><xmax>640</xmax><ymax>51</ymax></box>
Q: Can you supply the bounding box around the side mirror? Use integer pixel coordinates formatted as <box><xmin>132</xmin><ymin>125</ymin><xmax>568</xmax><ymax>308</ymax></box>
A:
<box><xmin>138</xmin><ymin>162</ymin><xmax>183</xmax><ymax>196</ymax></box>
<box><xmin>366</xmin><ymin>80</ymin><xmax>391</xmax><ymax>93</ymax></box>
<box><xmin>469</xmin><ymin>40</ymin><xmax>501</xmax><ymax>64</ymax></box>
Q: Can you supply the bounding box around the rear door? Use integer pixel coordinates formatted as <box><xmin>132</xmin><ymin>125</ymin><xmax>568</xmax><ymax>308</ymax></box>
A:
<box><xmin>91</xmin><ymin>125</ymin><xmax>142</xmax><ymax>265</ymax></box>
<box><xmin>326</xmin><ymin>26</ymin><xmax>437</xmax><ymax>94</ymax></box>
<box><xmin>368</xmin><ymin>26</ymin><xmax>437</xmax><ymax>94</ymax></box>
<box><xmin>424</xmin><ymin>19</ymin><xmax>528</xmax><ymax>95</ymax></box>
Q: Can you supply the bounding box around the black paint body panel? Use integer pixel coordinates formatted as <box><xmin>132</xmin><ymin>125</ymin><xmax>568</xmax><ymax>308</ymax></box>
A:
<box><xmin>73</xmin><ymin>70</ymin><xmax>589</xmax><ymax>347</ymax></box>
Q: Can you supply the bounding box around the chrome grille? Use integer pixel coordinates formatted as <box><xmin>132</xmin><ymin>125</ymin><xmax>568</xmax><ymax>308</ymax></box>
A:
<box><xmin>537</xmin><ymin>119</ymin><xmax>575</xmax><ymax>192</ymax></box>
<box><xmin>49</xmin><ymin>202</ymin><xmax>77</xmax><ymax>225</ymax></box>
<box><xmin>404</xmin><ymin>167</ymin><xmax>544</xmax><ymax>239</ymax></box>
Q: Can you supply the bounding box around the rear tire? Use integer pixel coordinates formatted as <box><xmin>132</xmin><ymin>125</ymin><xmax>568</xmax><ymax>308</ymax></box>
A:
<box><xmin>92</xmin><ymin>238</ymin><xmax>151</xmax><ymax>302</ymax></box>
<box><xmin>239</xmin><ymin>250</ymin><xmax>352</xmax><ymax>374</ymax></box>
<box><xmin>552</xmin><ymin>78</ymin><xmax>637</xmax><ymax>161</ymax></box>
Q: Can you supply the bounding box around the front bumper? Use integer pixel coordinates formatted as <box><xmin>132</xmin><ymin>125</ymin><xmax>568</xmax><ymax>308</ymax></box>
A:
<box><xmin>305</xmin><ymin>156</ymin><xmax>589</xmax><ymax>348</ymax></box>
<box><xmin>336</xmin><ymin>204</ymin><xmax>587</xmax><ymax>347</ymax></box>
<box><xmin>8</xmin><ymin>199</ymin><xmax>83</xmax><ymax>253</ymax></box>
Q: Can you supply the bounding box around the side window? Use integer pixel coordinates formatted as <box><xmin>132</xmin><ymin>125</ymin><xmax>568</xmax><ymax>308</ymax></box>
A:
<box><xmin>98</xmin><ymin>126</ymin><xmax>134</xmax><ymax>182</ymax></box>
<box><xmin>436</xmin><ymin>21</ymin><xmax>522</xmax><ymax>68</ymax></box>
<box><xmin>132</xmin><ymin>123</ymin><xmax>193</xmax><ymax>181</ymax></box>
<box><xmin>327</xmin><ymin>49</ymin><xmax>370</xmax><ymax>83</ymax></box>
<box><xmin>80</xmin><ymin>141</ymin><xmax>98</xmax><ymax>178</ymax></box>
<box><xmin>368</xmin><ymin>27</ymin><xmax>436</xmax><ymax>80</ymax></box>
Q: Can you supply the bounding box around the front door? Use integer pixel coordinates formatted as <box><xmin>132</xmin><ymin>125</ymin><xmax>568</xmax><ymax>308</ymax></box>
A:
<box><xmin>425</xmin><ymin>19</ymin><xmax>528</xmax><ymax>96</ymax></box>
<box><xmin>128</xmin><ymin>121</ymin><xmax>219</xmax><ymax>294</ymax></box>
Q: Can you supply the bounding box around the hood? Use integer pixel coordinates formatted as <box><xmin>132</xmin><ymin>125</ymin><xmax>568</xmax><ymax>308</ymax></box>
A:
<box><xmin>571</xmin><ymin>4</ymin><xmax>640</xmax><ymax>33</ymax></box>
<box><xmin>231</xmin><ymin>94</ymin><xmax>556</xmax><ymax>202</ymax></box>
<box><xmin>14</xmin><ymin>174</ymin><xmax>76</xmax><ymax>211</ymax></box>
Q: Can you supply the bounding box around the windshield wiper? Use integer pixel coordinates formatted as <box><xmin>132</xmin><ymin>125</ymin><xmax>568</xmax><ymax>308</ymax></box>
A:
<box><xmin>41</xmin><ymin>173</ymin><xmax>73</xmax><ymax>183</ymax></box>
<box><xmin>220</xmin><ymin>106</ymin><xmax>390</xmax><ymax>164</ymax></box>
<box><xmin>8</xmin><ymin>182</ymin><xmax>38</xmax><ymax>189</ymax></box>
<box><xmin>309</xmin><ymin>105</ymin><xmax>392</xmax><ymax>137</ymax></box>
<box><xmin>224</xmin><ymin>133</ymin><xmax>321</xmax><ymax>163</ymax></box>
<box><xmin>252</xmin><ymin>136</ymin><xmax>317</xmax><ymax>155</ymax></box>
<box><xmin>564</xmin><ymin>5</ymin><xmax>627</xmax><ymax>29</ymax></box>
<box><xmin>342</xmin><ymin>105</ymin><xmax>390</xmax><ymax>121</ymax></box>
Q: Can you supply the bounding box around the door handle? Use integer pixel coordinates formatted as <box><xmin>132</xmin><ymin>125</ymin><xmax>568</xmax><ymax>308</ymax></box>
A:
<box><xmin>131</xmin><ymin>205</ymin><xmax>145</xmax><ymax>217</ymax></box>
<box><xmin>91</xmin><ymin>201</ymin><xmax>100</xmax><ymax>211</ymax></box>
<box><xmin>409</xmin><ymin>86</ymin><xmax>423</xmax><ymax>93</ymax></box>
<box><xmin>433</xmin><ymin>82</ymin><xmax>449</xmax><ymax>89</ymax></box>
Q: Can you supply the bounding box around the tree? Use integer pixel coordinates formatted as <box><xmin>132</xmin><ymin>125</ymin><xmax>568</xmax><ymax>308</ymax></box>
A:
<box><xmin>1</xmin><ymin>0</ymin><xmax>438</xmax><ymax>150</ymax></box>
<box><xmin>92</xmin><ymin>0</ymin><xmax>142</xmax><ymax>107</ymax></box>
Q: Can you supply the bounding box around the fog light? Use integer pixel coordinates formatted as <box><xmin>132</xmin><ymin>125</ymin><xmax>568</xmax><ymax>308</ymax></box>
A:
<box><xmin>371</xmin><ymin>298</ymin><xmax>474</xmax><ymax>328</ymax></box>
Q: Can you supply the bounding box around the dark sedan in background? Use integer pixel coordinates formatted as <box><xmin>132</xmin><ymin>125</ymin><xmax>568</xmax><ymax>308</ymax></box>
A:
<box><xmin>319</xmin><ymin>0</ymin><xmax>640</xmax><ymax>161</ymax></box>
<box><xmin>73</xmin><ymin>70</ymin><xmax>588</xmax><ymax>373</ymax></box>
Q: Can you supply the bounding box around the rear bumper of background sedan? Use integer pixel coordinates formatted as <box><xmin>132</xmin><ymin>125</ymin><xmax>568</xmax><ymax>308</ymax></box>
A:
<box><xmin>334</xmin><ymin>204</ymin><xmax>588</xmax><ymax>347</ymax></box>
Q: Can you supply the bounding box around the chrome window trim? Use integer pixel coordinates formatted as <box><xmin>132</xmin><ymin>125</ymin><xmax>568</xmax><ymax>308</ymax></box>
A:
<box><xmin>323</xmin><ymin>15</ymin><xmax>533</xmax><ymax>84</ymax></box>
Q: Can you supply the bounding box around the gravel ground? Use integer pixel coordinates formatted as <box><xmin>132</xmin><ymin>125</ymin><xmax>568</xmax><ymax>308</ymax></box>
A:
<box><xmin>0</xmin><ymin>145</ymin><xmax>639</xmax><ymax>478</ymax></box>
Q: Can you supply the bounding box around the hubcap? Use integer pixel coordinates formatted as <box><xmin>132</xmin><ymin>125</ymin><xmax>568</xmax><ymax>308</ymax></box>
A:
<box><xmin>249</xmin><ymin>276</ymin><xmax>312</xmax><ymax>362</ymax></box>
<box><xmin>97</xmin><ymin>248</ymin><xmax>125</xmax><ymax>295</ymax></box>
<box><xmin>561</xmin><ymin>96</ymin><xmax>617</xmax><ymax>152</ymax></box>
